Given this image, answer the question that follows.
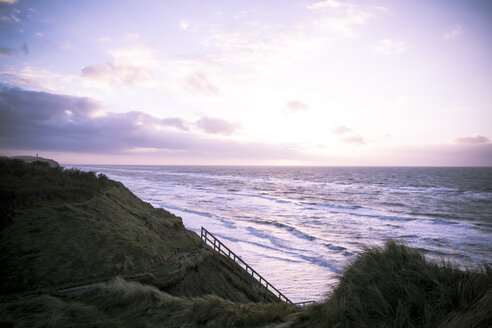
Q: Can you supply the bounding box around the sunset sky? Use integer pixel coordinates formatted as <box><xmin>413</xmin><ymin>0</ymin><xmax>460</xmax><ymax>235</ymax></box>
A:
<box><xmin>1</xmin><ymin>0</ymin><xmax>491</xmax><ymax>165</ymax></box>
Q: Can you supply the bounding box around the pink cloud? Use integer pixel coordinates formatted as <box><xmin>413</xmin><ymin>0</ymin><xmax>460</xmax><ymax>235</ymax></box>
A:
<box><xmin>454</xmin><ymin>135</ymin><xmax>490</xmax><ymax>145</ymax></box>
<box><xmin>81</xmin><ymin>64</ymin><xmax>152</xmax><ymax>85</ymax></box>
<box><xmin>444</xmin><ymin>24</ymin><xmax>464</xmax><ymax>40</ymax></box>
<box><xmin>161</xmin><ymin>117</ymin><xmax>188</xmax><ymax>131</ymax></box>
<box><xmin>285</xmin><ymin>100</ymin><xmax>308</xmax><ymax>113</ymax></box>
<box><xmin>183</xmin><ymin>72</ymin><xmax>219</xmax><ymax>94</ymax></box>
<box><xmin>331</xmin><ymin>126</ymin><xmax>351</xmax><ymax>134</ymax></box>
<box><xmin>343</xmin><ymin>136</ymin><xmax>365</xmax><ymax>145</ymax></box>
<box><xmin>195</xmin><ymin>116</ymin><xmax>241</xmax><ymax>135</ymax></box>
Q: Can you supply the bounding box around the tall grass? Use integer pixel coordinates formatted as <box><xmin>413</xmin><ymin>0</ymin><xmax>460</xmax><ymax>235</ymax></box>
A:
<box><xmin>0</xmin><ymin>158</ymin><xmax>116</xmax><ymax>226</ymax></box>
<box><xmin>2</xmin><ymin>241</ymin><xmax>489</xmax><ymax>327</ymax></box>
<box><xmin>0</xmin><ymin>277</ymin><xmax>296</xmax><ymax>328</ymax></box>
<box><xmin>0</xmin><ymin>158</ymin><xmax>200</xmax><ymax>294</ymax></box>
<box><xmin>292</xmin><ymin>240</ymin><xmax>492</xmax><ymax>328</ymax></box>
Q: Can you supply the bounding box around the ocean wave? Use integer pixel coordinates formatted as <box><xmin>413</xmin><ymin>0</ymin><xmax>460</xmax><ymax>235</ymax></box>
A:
<box><xmin>216</xmin><ymin>233</ymin><xmax>308</xmax><ymax>260</ymax></box>
<box><xmin>300</xmin><ymin>202</ymin><xmax>361</xmax><ymax>210</ymax></box>
<box><xmin>251</xmin><ymin>219</ymin><xmax>317</xmax><ymax>241</ymax></box>
<box><xmin>157</xmin><ymin>204</ymin><xmax>238</xmax><ymax>229</ymax></box>
<box><xmin>298</xmin><ymin>255</ymin><xmax>342</xmax><ymax>274</ymax></box>
<box><xmin>324</xmin><ymin>243</ymin><xmax>346</xmax><ymax>251</ymax></box>
<box><xmin>383</xmin><ymin>185</ymin><xmax>458</xmax><ymax>193</ymax></box>
<box><xmin>462</xmin><ymin>191</ymin><xmax>492</xmax><ymax>200</ymax></box>
<box><xmin>246</xmin><ymin>226</ymin><xmax>306</xmax><ymax>251</ymax></box>
<box><xmin>432</xmin><ymin>218</ymin><xmax>458</xmax><ymax>225</ymax></box>
<box><xmin>332</xmin><ymin>209</ymin><xmax>417</xmax><ymax>222</ymax></box>
<box><xmin>218</xmin><ymin>231</ymin><xmax>342</xmax><ymax>273</ymax></box>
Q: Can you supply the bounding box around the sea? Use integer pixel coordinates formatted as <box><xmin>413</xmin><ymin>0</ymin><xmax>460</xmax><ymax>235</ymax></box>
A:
<box><xmin>67</xmin><ymin>165</ymin><xmax>492</xmax><ymax>303</ymax></box>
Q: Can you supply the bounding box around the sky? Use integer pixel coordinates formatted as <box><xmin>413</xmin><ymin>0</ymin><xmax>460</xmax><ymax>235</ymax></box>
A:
<box><xmin>0</xmin><ymin>0</ymin><xmax>491</xmax><ymax>166</ymax></box>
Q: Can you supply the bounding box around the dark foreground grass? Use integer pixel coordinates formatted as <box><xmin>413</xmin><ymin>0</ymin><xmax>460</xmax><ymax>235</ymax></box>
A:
<box><xmin>1</xmin><ymin>241</ymin><xmax>490</xmax><ymax>328</ymax></box>
<box><xmin>0</xmin><ymin>277</ymin><xmax>296</xmax><ymax>328</ymax></box>
<box><xmin>292</xmin><ymin>240</ymin><xmax>492</xmax><ymax>328</ymax></box>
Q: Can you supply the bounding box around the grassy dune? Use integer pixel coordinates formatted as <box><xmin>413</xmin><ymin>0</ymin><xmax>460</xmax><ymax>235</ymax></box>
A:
<box><xmin>0</xmin><ymin>278</ymin><xmax>296</xmax><ymax>328</ymax></box>
<box><xmin>1</xmin><ymin>158</ymin><xmax>490</xmax><ymax>327</ymax></box>
<box><xmin>2</xmin><ymin>242</ymin><xmax>490</xmax><ymax>327</ymax></box>
<box><xmin>291</xmin><ymin>241</ymin><xmax>492</xmax><ymax>327</ymax></box>
<box><xmin>0</xmin><ymin>158</ymin><xmax>197</xmax><ymax>294</ymax></box>
<box><xmin>0</xmin><ymin>158</ymin><xmax>275</xmax><ymax>303</ymax></box>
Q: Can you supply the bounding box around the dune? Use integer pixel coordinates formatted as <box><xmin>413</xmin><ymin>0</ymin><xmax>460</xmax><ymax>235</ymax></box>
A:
<box><xmin>0</xmin><ymin>157</ymin><xmax>490</xmax><ymax>327</ymax></box>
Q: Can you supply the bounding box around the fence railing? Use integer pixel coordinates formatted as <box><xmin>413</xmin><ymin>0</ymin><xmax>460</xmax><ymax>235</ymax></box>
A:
<box><xmin>200</xmin><ymin>226</ymin><xmax>316</xmax><ymax>307</ymax></box>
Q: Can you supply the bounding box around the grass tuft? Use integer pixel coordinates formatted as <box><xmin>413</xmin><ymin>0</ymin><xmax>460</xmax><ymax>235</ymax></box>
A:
<box><xmin>292</xmin><ymin>240</ymin><xmax>492</xmax><ymax>327</ymax></box>
<box><xmin>0</xmin><ymin>278</ymin><xmax>295</xmax><ymax>328</ymax></box>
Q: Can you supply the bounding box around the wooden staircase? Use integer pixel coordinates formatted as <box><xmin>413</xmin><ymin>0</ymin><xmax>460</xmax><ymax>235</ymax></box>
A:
<box><xmin>200</xmin><ymin>227</ymin><xmax>316</xmax><ymax>307</ymax></box>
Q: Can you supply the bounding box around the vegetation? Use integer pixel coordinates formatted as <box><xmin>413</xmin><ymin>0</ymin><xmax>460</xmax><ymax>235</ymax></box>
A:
<box><xmin>292</xmin><ymin>240</ymin><xmax>492</xmax><ymax>328</ymax></box>
<box><xmin>0</xmin><ymin>278</ymin><xmax>296</xmax><ymax>328</ymax></box>
<box><xmin>0</xmin><ymin>158</ymin><xmax>271</xmax><ymax>303</ymax></box>
<box><xmin>0</xmin><ymin>158</ymin><xmax>116</xmax><ymax>229</ymax></box>
<box><xmin>1</xmin><ymin>157</ymin><xmax>490</xmax><ymax>327</ymax></box>
<box><xmin>0</xmin><ymin>158</ymin><xmax>113</xmax><ymax>207</ymax></box>
<box><xmin>1</xmin><ymin>241</ymin><xmax>490</xmax><ymax>327</ymax></box>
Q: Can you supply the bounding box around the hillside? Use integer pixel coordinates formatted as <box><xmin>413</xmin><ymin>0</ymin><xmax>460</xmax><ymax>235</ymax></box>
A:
<box><xmin>7</xmin><ymin>155</ymin><xmax>60</xmax><ymax>168</ymax></box>
<box><xmin>0</xmin><ymin>158</ymin><xmax>277</xmax><ymax>303</ymax></box>
<box><xmin>1</xmin><ymin>158</ymin><xmax>490</xmax><ymax>327</ymax></box>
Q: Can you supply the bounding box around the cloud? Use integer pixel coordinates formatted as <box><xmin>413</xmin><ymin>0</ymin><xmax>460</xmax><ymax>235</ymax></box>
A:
<box><xmin>180</xmin><ymin>20</ymin><xmax>190</xmax><ymax>31</ymax></box>
<box><xmin>374</xmin><ymin>6</ymin><xmax>389</xmax><ymax>12</ymax></box>
<box><xmin>0</xmin><ymin>0</ymin><xmax>18</xmax><ymax>3</ymax></box>
<box><xmin>343</xmin><ymin>136</ymin><xmax>365</xmax><ymax>145</ymax></box>
<box><xmin>0</xmin><ymin>66</ymin><xmax>72</xmax><ymax>91</ymax></box>
<box><xmin>444</xmin><ymin>24</ymin><xmax>463</xmax><ymax>40</ymax></box>
<box><xmin>0</xmin><ymin>85</ymin><xmax>304</xmax><ymax>163</ymax></box>
<box><xmin>285</xmin><ymin>100</ymin><xmax>308</xmax><ymax>113</ymax></box>
<box><xmin>307</xmin><ymin>0</ymin><xmax>345</xmax><ymax>10</ymax></box>
<box><xmin>331</xmin><ymin>126</ymin><xmax>351</xmax><ymax>134</ymax></box>
<box><xmin>307</xmin><ymin>0</ymin><xmax>377</xmax><ymax>39</ymax></box>
<box><xmin>0</xmin><ymin>46</ymin><xmax>14</xmax><ymax>56</ymax></box>
<box><xmin>0</xmin><ymin>43</ymin><xmax>29</xmax><ymax>56</ymax></box>
<box><xmin>126</xmin><ymin>32</ymin><xmax>139</xmax><ymax>40</ymax></box>
<box><xmin>183</xmin><ymin>72</ymin><xmax>219</xmax><ymax>94</ymax></box>
<box><xmin>195</xmin><ymin>116</ymin><xmax>241</xmax><ymax>135</ymax></box>
<box><xmin>372</xmin><ymin>39</ymin><xmax>407</xmax><ymax>55</ymax></box>
<box><xmin>183</xmin><ymin>0</ymin><xmax>383</xmax><ymax>78</ymax></box>
<box><xmin>161</xmin><ymin>117</ymin><xmax>188</xmax><ymax>131</ymax></box>
<box><xmin>0</xmin><ymin>85</ymin><xmax>105</xmax><ymax>124</ymax></box>
<box><xmin>375</xmin><ymin>143</ymin><xmax>492</xmax><ymax>166</ymax></box>
<box><xmin>58</xmin><ymin>42</ymin><xmax>72</xmax><ymax>52</ymax></box>
<box><xmin>81</xmin><ymin>64</ymin><xmax>152</xmax><ymax>85</ymax></box>
<box><xmin>454</xmin><ymin>135</ymin><xmax>490</xmax><ymax>145</ymax></box>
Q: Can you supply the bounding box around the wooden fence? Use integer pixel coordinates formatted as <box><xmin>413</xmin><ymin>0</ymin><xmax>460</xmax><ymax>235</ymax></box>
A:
<box><xmin>200</xmin><ymin>227</ymin><xmax>316</xmax><ymax>307</ymax></box>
